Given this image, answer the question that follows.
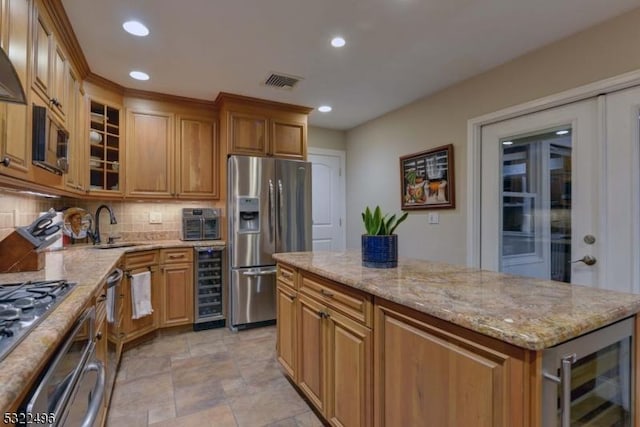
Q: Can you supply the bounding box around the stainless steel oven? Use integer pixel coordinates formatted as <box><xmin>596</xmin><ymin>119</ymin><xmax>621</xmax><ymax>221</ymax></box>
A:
<box><xmin>542</xmin><ymin>316</ymin><xmax>634</xmax><ymax>426</ymax></box>
<box><xmin>20</xmin><ymin>306</ymin><xmax>105</xmax><ymax>427</ymax></box>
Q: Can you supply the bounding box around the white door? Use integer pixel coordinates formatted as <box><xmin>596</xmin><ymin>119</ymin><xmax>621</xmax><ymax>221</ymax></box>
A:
<box><xmin>480</xmin><ymin>99</ymin><xmax>601</xmax><ymax>286</ymax></box>
<box><xmin>309</xmin><ymin>149</ymin><xmax>346</xmax><ymax>251</ymax></box>
<box><xmin>602</xmin><ymin>86</ymin><xmax>640</xmax><ymax>293</ymax></box>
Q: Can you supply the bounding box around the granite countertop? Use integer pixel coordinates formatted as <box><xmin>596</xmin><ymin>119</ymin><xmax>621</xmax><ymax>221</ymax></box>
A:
<box><xmin>273</xmin><ymin>250</ymin><xmax>640</xmax><ymax>351</ymax></box>
<box><xmin>0</xmin><ymin>239</ymin><xmax>225</xmax><ymax>412</ymax></box>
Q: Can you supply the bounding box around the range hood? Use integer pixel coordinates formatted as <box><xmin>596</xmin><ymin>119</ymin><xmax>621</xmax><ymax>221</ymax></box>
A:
<box><xmin>0</xmin><ymin>48</ymin><xmax>26</xmax><ymax>105</ymax></box>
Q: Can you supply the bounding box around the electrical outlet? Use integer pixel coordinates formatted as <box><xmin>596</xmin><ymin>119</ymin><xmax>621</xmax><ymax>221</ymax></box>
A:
<box><xmin>428</xmin><ymin>212</ymin><xmax>439</xmax><ymax>224</ymax></box>
<box><xmin>149</xmin><ymin>211</ymin><xmax>162</xmax><ymax>224</ymax></box>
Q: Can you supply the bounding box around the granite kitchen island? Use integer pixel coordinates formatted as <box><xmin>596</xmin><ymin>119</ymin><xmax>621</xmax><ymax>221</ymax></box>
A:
<box><xmin>273</xmin><ymin>250</ymin><xmax>640</xmax><ymax>427</ymax></box>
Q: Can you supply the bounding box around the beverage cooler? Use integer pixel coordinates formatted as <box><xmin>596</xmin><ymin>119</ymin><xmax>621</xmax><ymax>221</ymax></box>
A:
<box><xmin>194</xmin><ymin>247</ymin><xmax>225</xmax><ymax>329</ymax></box>
<box><xmin>542</xmin><ymin>317</ymin><xmax>634</xmax><ymax>426</ymax></box>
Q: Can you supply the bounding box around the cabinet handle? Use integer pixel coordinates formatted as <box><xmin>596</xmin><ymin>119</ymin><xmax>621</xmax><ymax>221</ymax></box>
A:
<box><xmin>97</xmin><ymin>294</ymin><xmax>107</xmax><ymax>302</ymax></box>
<box><xmin>320</xmin><ymin>289</ymin><xmax>334</xmax><ymax>298</ymax></box>
<box><xmin>319</xmin><ymin>310</ymin><xmax>330</xmax><ymax>319</ymax></box>
<box><xmin>281</xmin><ymin>270</ymin><xmax>292</xmax><ymax>279</ymax></box>
<box><xmin>169</xmin><ymin>254</ymin><xmax>185</xmax><ymax>259</ymax></box>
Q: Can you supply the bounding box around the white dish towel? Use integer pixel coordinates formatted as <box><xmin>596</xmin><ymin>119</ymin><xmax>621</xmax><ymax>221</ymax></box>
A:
<box><xmin>131</xmin><ymin>271</ymin><xmax>153</xmax><ymax>319</ymax></box>
<box><xmin>106</xmin><ymin>285</ymin><xmax>115</xmax><ymax>323</ymax></box>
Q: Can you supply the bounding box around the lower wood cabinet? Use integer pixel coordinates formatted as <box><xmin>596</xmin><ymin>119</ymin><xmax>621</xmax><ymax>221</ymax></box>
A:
<box><xmin>159</xmin><ymin>248</ymin><xmax>194</xmax><ymax>327</ymax></box>
<box><xmin>278</xmin><ymin>268</ymin><xmax>373</xmax><ymax>427</ymax></box>
<box><xmin>94</xmin><ymin>293</ymin><xmax>108</xmax><ymax>426</ymax></box>
<box><xmin>277</xmin><ymin>263</ymin><xmax>530</xmax><ymax>427</ymax></box>
<box><xmin>374</xmin><ymin>300</ymin><xmax>526</xmax><ymax>427</ymax></box>
<box><xmin>120</xmin><ymin>251</ymin><xmax>159</xmax><ymax>341</ymax></box>
<box><xmin>276</xmin><ymin>281</ymin><xmax>297</xmax><ymax>379</ymax></box>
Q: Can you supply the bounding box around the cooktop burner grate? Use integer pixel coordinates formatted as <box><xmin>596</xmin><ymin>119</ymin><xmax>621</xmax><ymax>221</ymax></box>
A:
<box><xmin>0</xmin><ymin>279</ymin><xmax>76</xmax><ymax>362</ymax></box>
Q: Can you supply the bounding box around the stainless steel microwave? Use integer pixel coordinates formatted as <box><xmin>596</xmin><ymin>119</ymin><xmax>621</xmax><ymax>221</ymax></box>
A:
<box><xmin>32</xmin><ymin>105</ymin><xmax>69</xmax><ymax>175</ymax></box>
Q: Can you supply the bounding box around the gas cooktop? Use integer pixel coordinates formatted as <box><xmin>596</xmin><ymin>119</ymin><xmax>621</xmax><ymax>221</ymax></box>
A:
<box><xmin>0</xmin><ymin>280</ymin><xmax>76</xmax><ymax>362</ymax></box>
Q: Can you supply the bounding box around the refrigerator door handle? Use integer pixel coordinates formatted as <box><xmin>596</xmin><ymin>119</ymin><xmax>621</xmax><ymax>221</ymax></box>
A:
<box><xmin>242</xmin><ymin>269</ymin><xmax>277</xmax><ymax>277</ymax></box>
<box><xmin>278</xmin><ymin>179</ymin><xmax>284</xmax><ymax>238</ymax></box>
<box><xmin>268</xmin><ymin>179</ymin><xmax>275</xmax><ymax>243</ymax></box>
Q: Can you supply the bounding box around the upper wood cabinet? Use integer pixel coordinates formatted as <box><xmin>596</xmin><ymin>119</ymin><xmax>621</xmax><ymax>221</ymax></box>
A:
<box><xmin>176</xmin><ymin>116</ymin><xmax>219</xmax><ymax>199</ymax></box>
<box><xmin>125</xmin><ymin>109</ymin><xmax>174</xmax><ymax>198</ymax></box>
<box><xmin>0</xmin><ymin>0</ymin><xmax>30</xmax><ymax>179</ymax></box>
<box><xmin>88</xmin><ymin>98</ymin><xmax>123</xmax><ymax>195</ymax></box>
<box><xmin>64</xmin><ymin>68</ymin><xmax>86</xmax><ymax>193</ymax></box>
<box><xmin>216</xmin><ymin>92</ymin><xmax>312</xmax><ymax>160</ymax></box>
<box><xmin>31</xmin><ymin>6</ymin><xmax>67</xmax><ymax>121</ymax></box>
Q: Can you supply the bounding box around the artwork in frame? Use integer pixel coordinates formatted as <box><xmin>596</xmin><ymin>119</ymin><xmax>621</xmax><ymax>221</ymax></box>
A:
<box><xmin>400</xmin><ymin>144</ymin><xmax>455</xmax><ymax>210</ymax></box>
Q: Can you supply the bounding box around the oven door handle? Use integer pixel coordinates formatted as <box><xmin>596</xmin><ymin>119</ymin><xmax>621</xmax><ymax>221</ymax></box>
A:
<box><xmin>79</xmin><ymin>360</ymin><xmax>106</xmax><ymax>427</ymax></box>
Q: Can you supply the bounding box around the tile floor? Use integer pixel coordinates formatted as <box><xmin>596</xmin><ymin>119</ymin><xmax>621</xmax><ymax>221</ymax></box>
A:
<box><xmin>106</xmin><ymin>325</ymin><xmax>324</xmax><ymax>427</ymax></box>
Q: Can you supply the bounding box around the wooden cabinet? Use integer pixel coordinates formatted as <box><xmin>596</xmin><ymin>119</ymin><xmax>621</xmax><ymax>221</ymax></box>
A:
<box><xmin>88</xmin><ymin>98</ymin><xmax>122</xmax><ymax>194</ymax></box>
<box><xmin>217</xmin><ymin>92</ymin><xmax>312</xmax><ymax>160</ymax></box>
<box><xmin>176</xmin><ymin>116</ymin><xmax>219</xmax><ymax>199</ymax></box>
<box><xmin>374</xmin><ymin>300</ymin><xmax>523</xmax><ymax>427</ymax></box>
<box><xmin>94</xmin><ymin>283</ymin><xmax>108</xmax><ymax>427</ymax></box>
<box><xmin>31</xmin><ymin>5</ymin><xmax>67</xmax><ymax>121</ymax></box>
<box><xmin>276</xmin><ymin>280</ymin><xmax>297</xmax><ymax>379</ymax></box>
<box><xmin>0</xmin><ymin>0</ymin><xmax>30</xmax><ymax>178</ymax></box>
<box><xmin>64</xmin><ymin>68</ymin><xmax>86</xmax><ymax>193</ymax></box>
<box><xmin>125</xmin><ymin>110</ymin><xmax>174</xmax><ymax>198</ymax></box>
<box><xmin>121</xmin><ymin>251</ymin><xmax>159</xmax><ymax>341</ymax></box>
<box><xmin>278</xmin><ymin>265</ymin><xmax>373</xmax><ymax>427</ymax></box>
<box><xmin>159</xmin><ymin>248</ymin><xmax>194</xmax><ymax>327</ymax></box>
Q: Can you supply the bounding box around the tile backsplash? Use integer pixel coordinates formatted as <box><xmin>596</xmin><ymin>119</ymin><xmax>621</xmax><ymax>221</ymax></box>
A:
<box><xmin>0</xmin><ymin>189</ymin><xmax>224</xmax><ymax>244</ymax></box>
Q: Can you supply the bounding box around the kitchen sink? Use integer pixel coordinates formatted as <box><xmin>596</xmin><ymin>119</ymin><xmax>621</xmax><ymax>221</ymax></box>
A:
<box><xmin>90</xmin><ymin>242</ymin><xmax>143</xmax><ymax>249</ymax></box>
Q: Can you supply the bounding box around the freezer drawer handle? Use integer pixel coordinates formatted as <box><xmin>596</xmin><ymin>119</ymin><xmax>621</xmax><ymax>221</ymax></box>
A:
<box><xmin>79</xmin><ymin>360</ymin><xmax>106</xmax><ymax>427</ymax></box>
<box><xmin>242</xmin><ymin>269</ymin><xmax>277</xmax><ymax>277</ymax></box>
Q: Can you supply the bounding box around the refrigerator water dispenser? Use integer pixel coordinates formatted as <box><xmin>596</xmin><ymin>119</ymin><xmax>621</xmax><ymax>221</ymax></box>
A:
<box><xmin>238</xmin><ymin>197</ymin><xmax>260</xmax><ymax>232</ymax></box>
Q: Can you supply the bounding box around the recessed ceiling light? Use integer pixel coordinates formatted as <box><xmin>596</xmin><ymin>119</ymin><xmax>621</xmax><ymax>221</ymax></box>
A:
<box><xmin>556</xmin><ymin>129</ymin><xmax>570</xmax><ymax>135</ymax></box>
<box><xmin>331</xmin><ymin>37</ymin><xmax>346</xmax><ymax>48</ymax></box>
<box><xmin>318</xmin><ymin>105</ymin><xmax>332</xmax><ymax>113</ymax></box>
<box><xmin>123</xmin><ymin>20</ymin><xmax>149</xmax><ymax>36</ymax></box>
<box><xmin>129</xmin><ymin>71</ymin><xmax>149</xmax><ymax>81</ymax></box>
<box><xmin>502</xmin><ymin>141</ymin><xmax>513</xmax><ymax>145</ymax></box>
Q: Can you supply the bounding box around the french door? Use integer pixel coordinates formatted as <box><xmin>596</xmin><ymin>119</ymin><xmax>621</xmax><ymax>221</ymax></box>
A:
<box><xmin>480</xmin><ymin>88</ymin><xmax>640</xmax><ymax>293</ymax></box>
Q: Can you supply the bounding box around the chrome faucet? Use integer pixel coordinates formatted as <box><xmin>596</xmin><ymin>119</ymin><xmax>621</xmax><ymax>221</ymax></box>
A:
<box><xmin>91</xmin><ymin>204</ymin><xmax>117</xmax><ymax>245</ymax></box>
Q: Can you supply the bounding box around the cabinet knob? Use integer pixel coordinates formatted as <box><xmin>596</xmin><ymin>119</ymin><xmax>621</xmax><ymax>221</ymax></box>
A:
<box><xmin>96</xmin><ymin>332</ymin><xmax>103</xmax><ymax>341</ymax></box>
<box><xmin>97</xmin><ymin>294</ymin><xmax>107</xmax><ymax>302</ymax></box>
<box><xmin>1</xmin><ymin>157</ymin><xmax>10</xmax><ymax>167</ymax></box>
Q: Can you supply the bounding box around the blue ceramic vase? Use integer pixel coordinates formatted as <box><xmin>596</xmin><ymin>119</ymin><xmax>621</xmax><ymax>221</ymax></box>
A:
<box><xmin>362</xmin><ymin>234</ymin><xmax>398</xmax><ymax>268</ymax></box>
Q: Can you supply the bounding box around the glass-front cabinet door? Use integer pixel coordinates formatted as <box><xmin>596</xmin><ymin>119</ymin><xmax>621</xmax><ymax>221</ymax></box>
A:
<box><xmin>89</xmin><ymin>100</ymin><xmax>121</xmax><ymax>193</ymax></box>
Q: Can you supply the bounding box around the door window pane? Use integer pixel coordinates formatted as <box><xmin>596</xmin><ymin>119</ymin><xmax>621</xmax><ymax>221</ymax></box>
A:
<box><xmin>501</xmin><ymin>128</ymin><xmax>572</xmax><ymax>282</ymax></box>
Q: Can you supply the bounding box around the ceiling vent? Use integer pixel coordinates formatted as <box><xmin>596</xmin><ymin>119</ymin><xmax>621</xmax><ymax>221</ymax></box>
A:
<box><xmin>263</xmin><ymin>72</ymin><xmax>302</xmax><ymax>90</ymax></box>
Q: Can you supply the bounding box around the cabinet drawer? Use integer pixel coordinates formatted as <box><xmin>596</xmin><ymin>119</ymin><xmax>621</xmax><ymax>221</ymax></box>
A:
<box><xmin>277</xmin><ymin>264</ymin><xmax>297</xmax><ymax>289</ymax></box>
<box><xmin>300</xmin><ymin>272</ymin><xmax>372</xmax><ymax>326</ymax></box>
<box><xmin>124</xmin><ymin>250</ymin><xmax>159</xmax><ymax>269</ymax></box>
<box><xmin>160</xmin><ymin>248</ymin><xmax>193</xmax><ymax>264</ymax></box>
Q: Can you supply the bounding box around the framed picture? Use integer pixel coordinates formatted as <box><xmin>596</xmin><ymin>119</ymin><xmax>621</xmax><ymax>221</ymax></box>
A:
<box><xmin>400</xmin><ymin>144</ymin><xmax>455</xmax><ymax>210</ymax></box>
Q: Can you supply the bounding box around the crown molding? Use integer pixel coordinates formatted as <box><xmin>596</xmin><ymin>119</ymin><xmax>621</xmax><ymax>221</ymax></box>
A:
<box><xmin>215</xmin><ymin>92</ymin><xmax>314</xmax><ymax>114</ymax></box>
<box><xmin>40</xmin><ymin>0</ymin><xmax>91</xmax><ymax>78</ymax></box>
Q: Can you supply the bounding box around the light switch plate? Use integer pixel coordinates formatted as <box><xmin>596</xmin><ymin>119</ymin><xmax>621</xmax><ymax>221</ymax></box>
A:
<box><xmin>149</xmin><ymin>211</ymin><xmax>162</xmax><ymax>224</ymax></box>
<box><xmin>428</xmin><ymin>212</ymin><xmax>439</xmax><ymax>224</ymax></box>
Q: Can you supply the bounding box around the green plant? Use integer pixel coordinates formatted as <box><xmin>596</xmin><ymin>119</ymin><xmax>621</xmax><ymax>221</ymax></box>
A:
<box><xmin>361</xmin><ymin>206</ymin><xmax>408</xmax><ymax>236</ymax></box>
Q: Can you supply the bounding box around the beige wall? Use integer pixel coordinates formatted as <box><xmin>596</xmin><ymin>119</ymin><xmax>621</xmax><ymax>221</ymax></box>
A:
<box><xmin>308</xmin><ymin>126</ymin><xmax>347</xmax><ymax>151</ymax></box>
<box><xmin>346</xmin><ymin>7</ymin><xmax>640</xmax><ymax>263</ymax></box>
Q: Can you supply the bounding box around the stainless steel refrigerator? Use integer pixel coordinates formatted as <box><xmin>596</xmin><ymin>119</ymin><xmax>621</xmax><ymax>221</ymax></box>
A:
<box><xmin>228</xmin><ymin>155</ymin><xmax>312</xmax><ymax>329</ymax></box>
